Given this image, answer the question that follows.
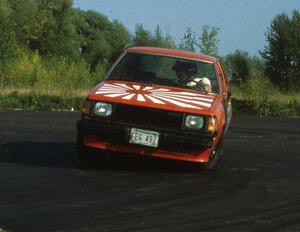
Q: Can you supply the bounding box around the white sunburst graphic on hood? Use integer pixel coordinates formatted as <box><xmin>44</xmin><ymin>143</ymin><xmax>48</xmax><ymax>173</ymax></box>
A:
<box><xmin>95</xmin><ymin>83</ymin><xmax>215</xmax><ymax>110</ymax></box>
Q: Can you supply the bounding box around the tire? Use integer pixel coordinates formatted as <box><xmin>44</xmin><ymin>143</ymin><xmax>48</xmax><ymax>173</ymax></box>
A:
<box><xmin>201</xmin><ymin>137</ymin><xmax>224</xmax><ymax>170</ymax></box>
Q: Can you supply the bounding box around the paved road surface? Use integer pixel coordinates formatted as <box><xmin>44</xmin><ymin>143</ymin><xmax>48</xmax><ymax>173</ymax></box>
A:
<box><xmin>0</xmin><ymin>110</ymin><xmax>300</xmax><ymax>232</ymax></box>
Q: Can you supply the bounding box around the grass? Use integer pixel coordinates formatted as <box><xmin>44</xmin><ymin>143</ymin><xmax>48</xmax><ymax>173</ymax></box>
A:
<box><xmin>0</xmin><ymin>91</ymin><xmax>86</xmax><ymax>111</ymax></box>
<box><xmin>0</xmin><ymin>49</ymin><xmax>101</xmax><ymax>112</ymax></box>
<box><xmin>231</xmin><ymin>75</ymin><xmax>300</xmax><ymax>116</ymax></box>
<box><xmin>0</xmin><ymin>87</ymin><xmax>90</xmax><ymax>98</ymax></box>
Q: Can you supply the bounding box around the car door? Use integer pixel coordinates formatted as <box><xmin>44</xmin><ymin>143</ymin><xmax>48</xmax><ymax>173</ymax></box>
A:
<box><xmin>216</xmin><ymin>61</ymin><xmax>232</xmax><ymax>133</ymax></box>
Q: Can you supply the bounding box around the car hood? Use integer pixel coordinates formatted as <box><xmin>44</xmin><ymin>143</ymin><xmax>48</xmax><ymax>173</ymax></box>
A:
<box><xmin>88</xmin><ymin>80</ymin><xmax>218</xmax><ymax>115</ymax></box>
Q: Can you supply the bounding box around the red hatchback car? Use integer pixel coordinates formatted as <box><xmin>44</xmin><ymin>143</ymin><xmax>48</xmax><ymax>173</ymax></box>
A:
<box><xmin>77</xmin><ymin>47</ymin><xmax>232</xmax><ymax>170</ymax></box>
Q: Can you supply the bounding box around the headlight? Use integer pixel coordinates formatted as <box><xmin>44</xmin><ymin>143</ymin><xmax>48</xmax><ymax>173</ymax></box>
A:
<box><xmin>185</xmin><ymin>115</ymin><xmax>204</xmax><ymax>129</ymax></box>
<box><xmin>206</xmin><ymin>116</ymin><xmax>218</xmax><ymax>133</ymax></box>
<box><xmin>94</xmin><ymin>102</ymin><xmax>112</xmax><ymax>117</ymax></box>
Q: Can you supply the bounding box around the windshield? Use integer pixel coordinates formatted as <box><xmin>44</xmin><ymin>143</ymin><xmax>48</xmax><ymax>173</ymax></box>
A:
<box><xmin>107</xmin><ymin>52</ymin><xmax>219</xmax><ymax>94</ymax></box>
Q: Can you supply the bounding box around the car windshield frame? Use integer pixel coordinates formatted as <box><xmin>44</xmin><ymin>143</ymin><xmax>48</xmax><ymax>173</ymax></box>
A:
<box><xmin>106</xmin><ymin>51</ymin><xmax>220</xmax><ymax>94</ymax></box>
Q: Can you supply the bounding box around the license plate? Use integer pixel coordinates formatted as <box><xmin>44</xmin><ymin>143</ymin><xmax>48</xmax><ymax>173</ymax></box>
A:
<box><xmin>129</xmin><ymin>128</ymin><xmax>159</xmax><ymax>147</ymax></box>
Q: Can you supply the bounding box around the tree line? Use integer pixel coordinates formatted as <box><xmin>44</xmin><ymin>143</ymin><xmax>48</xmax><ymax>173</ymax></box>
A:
<box><xmin>0</xmin><ymin>0</ymin><xmax>299</xmax><ymax>91</ymax></box>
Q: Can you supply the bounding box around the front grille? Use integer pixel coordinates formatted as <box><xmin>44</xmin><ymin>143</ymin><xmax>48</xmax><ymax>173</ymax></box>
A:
<box><xmin>114</xmin><ymin>104</ymin><xmax>183</xmax><ymax>130</ymax></box>
<box><xmin>80</xmin><ymin>120</ymin><xmax>213</xmax><ymax>153</ymax></box>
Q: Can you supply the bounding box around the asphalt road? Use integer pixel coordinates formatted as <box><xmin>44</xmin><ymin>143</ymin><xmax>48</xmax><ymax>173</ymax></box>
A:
<box><xmin>0</xmin><ymin>110</ymin><xmax>300</xmax><ymax>232</ymax></box>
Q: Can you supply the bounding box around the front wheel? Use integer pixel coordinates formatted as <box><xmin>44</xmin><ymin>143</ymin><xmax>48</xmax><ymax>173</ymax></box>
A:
<box><xmin>201</xmin><ymin>137</ymin><xmax>223</xmax><ymax>170</ymax></box>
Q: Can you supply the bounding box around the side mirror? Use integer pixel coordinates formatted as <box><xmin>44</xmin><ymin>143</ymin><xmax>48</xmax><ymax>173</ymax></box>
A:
<box><xmin>222</xmin><ymin>90</ymin><xmax>232</xmax><ymax>99</ymax></box>
<box><xmin>228</xmin><ymin>90</ymin><xmax>232</xmax><ymax>98</ymax></box>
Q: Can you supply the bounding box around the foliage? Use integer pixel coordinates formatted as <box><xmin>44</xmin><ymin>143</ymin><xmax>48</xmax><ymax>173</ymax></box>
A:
<box><xmin>1</xmin><ymin>0</ymin><xmax>131</xmax><ymax>67</ymax></box>
<box><xmin>106</xmin><ymin>20</ymin><xmax>132</xmax><ymax>60</ymax></box>
<box><xmin>7</xmin><ymin>0</ymin><xmax>39</xmax><ymax>47</ymax></box>
<box><xmin>30</xmin><ymin>0</ymin><xmax>81</xmax><ymax>60</ymax></box>
<box><xmin>0</xmin><ymin>0</ymin><xmax>17</xmax><ymax>88</ymax></box>
<box><xmin>132</xmin><ymin>24</ymin><xmax>154</xmax><ymax>46</ymax></box>
<box><xmin>0</xmin><ymin>91</ymin><xmax>85</xmax><ymax>111</ymax></box>
<box><xmin>225</xmin><ymin>50</ymin><xmax>251</xmax><ymax>83</ymax></box>
<box><xmin>163</xmin><ymin>34</ymin><xmax>177</xmax><ymax>49</ymax></box>
<box><xmin>2</xmin><ymin>49</ymin><xmax>100</xmax><ymax>96</ymax></box>
<box><xmin>197</xmin><ymin>25</ymin><xmax>219</xmax><ymax>56</ymax></box>
<box><xmin>178</xmin><ymin>27</ymin><xmax>196</xmax><ymax>52</ymax></box>
<box><xmin>75</xmin><ymin>10</ymin><xmax>131</xmax><ymax>69</ymax></box>
<box><xmin>240</xmin><ymin>75</ymin><xmax>273</xmax><ymax>116</ymax></box>
<box><xmin>132</xmin><ymin>24</ymin><xmax>176</xmax><ymax>49</ymax></box>
<box><xmin>261</xmin><ymin>10</ymin><xmax>300</xmax><ymax>90</ymax></box>
<box><xmin>154</xmin><ymin>25</ymin><xmax>164</xmax><ymax>47</ymax></box>
<box><xmin>232</xmin><ymin>75</ymin><xmax>300</xmax><ymax>116</ymax></box>
<box><xmin>75</xmin><ymin>9</ymin><xmax>112</xmax><ymax>69</ymax></box>
<box><xmin>223</xmin><ymin>50</ymin><xmax>266</xmax><ymax>85</ymax></box>
<box><xmin>153</xmin><ymin>25</ymin><xmax>176</xmax><ymax>49</ymax></box>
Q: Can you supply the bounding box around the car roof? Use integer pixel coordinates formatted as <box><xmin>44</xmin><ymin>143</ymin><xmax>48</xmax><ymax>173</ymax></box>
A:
<box><xmin>126</xmin><ymin>46</ymin><xmax>218</xmax><ymax>63</ymax></box>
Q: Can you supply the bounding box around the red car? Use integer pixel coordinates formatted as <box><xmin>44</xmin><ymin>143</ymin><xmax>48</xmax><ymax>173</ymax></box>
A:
<box><xmin>77</xmin><ymin>47</ymin><xmax>232</xmax><ymax>170</ymax></box>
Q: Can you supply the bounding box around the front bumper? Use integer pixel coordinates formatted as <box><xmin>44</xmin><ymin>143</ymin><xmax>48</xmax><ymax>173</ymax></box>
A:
<box><xmin>77</xmin><ymin>119</ymin><xmax>217</xmax><ymax>163</ymax></box>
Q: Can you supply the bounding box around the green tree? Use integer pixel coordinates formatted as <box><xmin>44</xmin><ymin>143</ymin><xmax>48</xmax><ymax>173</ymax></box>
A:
<box><xmin>153</xmin><ymin>25</ymin><xmax>176</xmax><ymax>48</ymax></box>
<box><xmin>27</xmin><ymin>0</ymin><xmax>80</xmax><ymax>60</ymax></box>
<box><xmin>75</xmin><ymin>10</ymin><xmax>112</xmax><ymax>69</ymax></box>
<box><xmin>197</xmin><ymin>25</ymin><xmax>219</xmax><ymax>56</ymax></box>
<box><xmin>250</xmin><ymin>55</ymin><xmax>265</xmax><ymax>76</ymax></box>
<box><xmin>163</xmin><ymin>34</ymin><xmax>176</xmax><ymax>49</ymax></box>
<box><xmin>105</xmin><ymin>20</ymin><xmax>131</xmax><ymax>61</ymax></box>
<box><xmin>261</xmin><ymin>11</ymin><xmax>300</xmax><ymax>90</ymax></box>
<box><xmin>154</xmin><ymin>24</ymin><xmax>164</xmax><ymax>47</ymax></box>
<box><xmin>178</xmin><ymin>27</ymin><xmax>196</xmax><ymax>52</ymax></box>
<box><xmin>225</xmin><ymin>50</ymin><xmax>250</xmax><ymax>83</ymax></box>
<box><xmin>132</xmin><ymin>24</ymin><xmax>153</xmax><ymax>46</ymax></box>
<box><xmin>0</xmin><ymin>1</ymin><xmax>17</xmax><ymax>88</ymax></box>
<box><xmin>74</xmin><ymin>9</ymin><xmax>131</xmax><ymax>68</ymax></box>
<box><xmin>7</xmin><ymin>0</ymin><xmax>39</xmax><ymax>47</ymax></box>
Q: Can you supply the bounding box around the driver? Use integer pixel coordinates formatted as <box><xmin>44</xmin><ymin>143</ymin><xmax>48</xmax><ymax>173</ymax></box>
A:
<box><xmin>172</xmin><ymin>62</ymin><xmax>191</xmax><ymax>84</ymax></box>
<box><xmin>176</xmin><ymin>69</ymin><xmax>189</xmax><ymax>84</ymax></box>
<box><xmin>172</xmin><ymin>61</ymin><xmax>212</xmax><ymax>93</ymax></box>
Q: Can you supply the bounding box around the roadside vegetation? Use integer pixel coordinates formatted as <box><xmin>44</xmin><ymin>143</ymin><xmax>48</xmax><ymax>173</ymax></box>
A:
<box><xmin>231</xmin><ymin>76</ymin><xmax>300</xmax><ymax>116</ymax></box>
<box><xmin>0</xmin><ymin>0</ymin><xmax>299</xmax><ymax>116</ymax></box>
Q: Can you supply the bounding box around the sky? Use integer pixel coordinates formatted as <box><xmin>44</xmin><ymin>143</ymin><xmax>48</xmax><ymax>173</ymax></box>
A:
<box><xmin>73</xmin><ymin>0</ymin><xmax>300</xmax><ymax>56</ymax></box>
